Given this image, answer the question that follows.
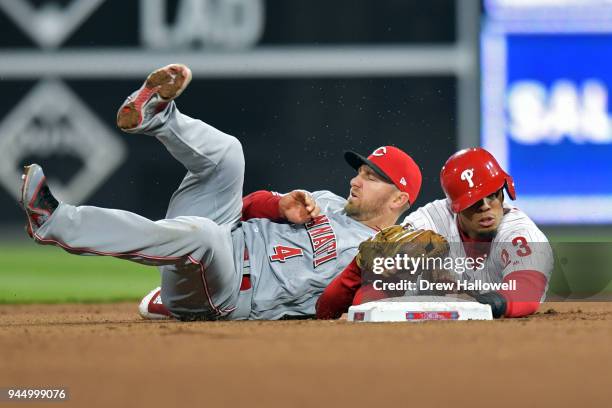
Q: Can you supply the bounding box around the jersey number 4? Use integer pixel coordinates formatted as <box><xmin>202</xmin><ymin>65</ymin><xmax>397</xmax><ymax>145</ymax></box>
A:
<box><xmin>270</xmin><ymin>245</ymin><xmax>304</xmax><ymax>262</ymax></box>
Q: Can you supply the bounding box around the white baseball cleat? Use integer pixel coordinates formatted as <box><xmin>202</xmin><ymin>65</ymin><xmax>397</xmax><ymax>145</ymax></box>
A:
<box><xmin>138</xmin><ymin>287</ymin><xmax>173</xmax><ymax>320</ymax></box>
<box><xmin>117</xmin><ymin>63</ymin><xmax>192</xmax><ymax>132</ymax></box>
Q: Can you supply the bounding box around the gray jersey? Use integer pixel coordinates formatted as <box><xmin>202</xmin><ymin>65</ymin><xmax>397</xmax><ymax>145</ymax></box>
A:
<box><xmin>243</xmin><ymin>191</ymin><xmax>375</xmax><ymax>319</ymax></box>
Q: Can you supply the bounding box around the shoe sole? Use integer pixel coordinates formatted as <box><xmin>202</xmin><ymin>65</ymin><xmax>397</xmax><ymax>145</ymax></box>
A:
<box><xmin>20</xmin><ymin>164</ymin><xmax>40</xmax><ymax>209</ymax></box>
<box><xmin>20</xmin><ymin>164</ymin><xmax>42</xmax><ymax>238</ymax></box>
<box><xmin>117</xmin><ymin>64</ymin><xmax>193</xmax><ymax>130</ymax></box>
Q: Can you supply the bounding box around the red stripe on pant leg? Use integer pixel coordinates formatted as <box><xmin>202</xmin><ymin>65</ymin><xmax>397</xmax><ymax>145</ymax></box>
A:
<box><xmin>31</xmin><ymin>233</ymin><xmax>237</xmax><ymax>317</ymax></box>
<box><xmin>34</xmin><ymin>233</ymin><xmax>184</xmax><ymax>261</ymax></box>
<box><xmin>188</xmin><ymin>255</ymin><xmax>236</xmax><ymax>316</ymax></box>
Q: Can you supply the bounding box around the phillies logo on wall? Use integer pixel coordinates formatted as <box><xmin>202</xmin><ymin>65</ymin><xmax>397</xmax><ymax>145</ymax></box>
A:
<box><xmin>460</xmin><ymin>168</ymin><xmax>475</xmax><ymax>188</ymax></box>
<box><xmin>0</xmin><ymin>0</ymin><xmax>264</xmax><ymax>50</ymax></box>
<box><xmin>372</xmin><ymin>147</ymin><xmax>387</xmax><ymax>156</ymax></box>
<box><xmin>0</xmin><ymin>0</ymin><xmax>106</xmax><ymax>49</ymax></box>
<box><xmin>0</xmin><ymin>80</ymin><xmax>126</xmax><ymax>204</ymax></box>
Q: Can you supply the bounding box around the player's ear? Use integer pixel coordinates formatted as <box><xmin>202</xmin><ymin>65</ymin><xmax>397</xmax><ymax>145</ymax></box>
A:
<box><xmin>392</xmin><ymin>191</ymin><xmax>410</xmax><ymax>211</ymax></box>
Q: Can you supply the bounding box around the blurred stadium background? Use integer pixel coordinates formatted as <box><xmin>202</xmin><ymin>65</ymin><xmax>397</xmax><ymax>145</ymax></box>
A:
<box><xmin>0</xmin><ymin>0</ymin><xmax>611</xmax><ymax>303</ymax></box>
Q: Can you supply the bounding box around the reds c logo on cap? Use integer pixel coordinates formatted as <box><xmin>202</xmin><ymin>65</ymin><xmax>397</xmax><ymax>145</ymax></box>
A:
<box><xmin>344</xmin><ymin>145</ymin><xmax>422</xmax><ymax>205</ymax></box>
<box><xmin>371</xmin><ymin>147</ymin><xmax>387</xmax><ymax>157</ymax></box>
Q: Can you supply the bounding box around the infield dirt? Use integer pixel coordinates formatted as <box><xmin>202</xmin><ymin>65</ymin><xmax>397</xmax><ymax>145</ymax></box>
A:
<box><xmin>1</xmin><ymin>302</ymin><xmax>611</xmax><ymax>408</ymax></box>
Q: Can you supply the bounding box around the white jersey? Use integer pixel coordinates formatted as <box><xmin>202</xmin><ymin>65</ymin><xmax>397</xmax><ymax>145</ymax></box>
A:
<box><xmin>401</xmin><ymin>199</ymin><xmax>553</xmax><ymax>289</ymax></box>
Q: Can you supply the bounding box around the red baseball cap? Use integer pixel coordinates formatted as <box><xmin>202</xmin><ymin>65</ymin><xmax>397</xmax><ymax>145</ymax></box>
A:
<box><xmin>345</xmin><ymin>146</ymin><xmax>422</xmax><ymax>205</ymax></box>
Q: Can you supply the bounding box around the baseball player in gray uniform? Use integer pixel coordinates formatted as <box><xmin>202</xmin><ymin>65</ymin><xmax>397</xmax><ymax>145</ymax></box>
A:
<box><xmin>19</xmin><ymin>64</ymin><xmax>422</xmax><ymax>321</ymax></box>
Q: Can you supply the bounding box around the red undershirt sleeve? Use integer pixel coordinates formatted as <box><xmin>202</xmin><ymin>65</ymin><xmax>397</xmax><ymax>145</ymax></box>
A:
<box><xmin>352</xmin><ymin>283</ymin><xmax>394</xmax><ymax>305</ymax></box>
<box><xmin>316</xmin><ymin>258</ymin><xmax>362</xmax><ymax>319</ymax></box>
<box><xmin>241</xmin><ymin>190</ymin><xmax>283</xmax><ymax>221</ymax></box>
<box><xmin>499</xmin><ymin>270</ymin><xmax>548</xmax><ymax>318</ymax></box>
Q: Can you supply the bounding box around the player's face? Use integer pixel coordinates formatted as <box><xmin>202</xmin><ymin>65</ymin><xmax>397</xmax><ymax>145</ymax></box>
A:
<box><xmin>458</xmin><ymin>189</ymin><xmax>504</xmax><ymax>239</ymax></box>
<box><xmin>345</xmin><ymin>165</ymin><xmax>397</xmax><ymax>221</ymax></box>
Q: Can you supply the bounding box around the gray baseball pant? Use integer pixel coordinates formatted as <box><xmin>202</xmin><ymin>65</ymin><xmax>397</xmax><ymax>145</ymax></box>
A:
<box><xmin>33</xmin><ymin>102</ymin><xmax>248</xmax><ymax>320</ymax></box>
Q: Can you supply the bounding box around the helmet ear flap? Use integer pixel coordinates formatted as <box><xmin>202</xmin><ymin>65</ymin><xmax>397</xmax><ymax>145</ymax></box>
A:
<box><xmin>504</xmin><ymin>174</ymin><xmax>516</xmax><ymax>200</ymax></box>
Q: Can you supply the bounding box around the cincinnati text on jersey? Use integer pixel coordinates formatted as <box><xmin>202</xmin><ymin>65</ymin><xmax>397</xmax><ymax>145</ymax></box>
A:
<box><xmin>305</xmin><ymin>215</ymin><xmax>338</xmax><ymax>268</ymax></box>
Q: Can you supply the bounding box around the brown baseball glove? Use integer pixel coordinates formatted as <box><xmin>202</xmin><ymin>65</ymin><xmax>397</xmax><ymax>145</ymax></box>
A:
<box><xmin>356</xmin><ymin>226</ymin><xmax>450</xmax><ymax>279</ymax></box>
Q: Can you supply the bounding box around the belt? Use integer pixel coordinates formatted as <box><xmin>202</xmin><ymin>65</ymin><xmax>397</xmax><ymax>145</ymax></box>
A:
<box><xmin>241</xmin><ymin>247</ymin><xmax>251</xmax><ymax>291</ymax></box>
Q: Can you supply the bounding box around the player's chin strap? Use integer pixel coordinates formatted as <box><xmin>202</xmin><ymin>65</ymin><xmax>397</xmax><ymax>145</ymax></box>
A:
<box><xmin>473</xmin><ymin>291</ymin><xmax>507</xmax><ymax>318</ymax></box>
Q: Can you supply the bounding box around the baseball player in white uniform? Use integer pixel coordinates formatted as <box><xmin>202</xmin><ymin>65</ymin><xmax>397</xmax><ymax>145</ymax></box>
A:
<box><xmin>316</xmin><ymin>148</ymin><xmax>553</xmax><ymax>319</ymax></box>
<box><xmin>19</xmin><ymin>63</ymin><xmax>423</xmax><ymax>321</ymax></box>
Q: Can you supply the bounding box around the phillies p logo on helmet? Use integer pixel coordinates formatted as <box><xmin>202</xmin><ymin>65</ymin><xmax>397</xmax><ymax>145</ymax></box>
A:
<box><xmin>440</xmin><ymin>148</ymin><xmax>516</xmax><ymax>213</ymax></box>
<box><xmin>460</xmin><ymin>168</ymin><xmax>475</xmax><ymax>188</ymax></box>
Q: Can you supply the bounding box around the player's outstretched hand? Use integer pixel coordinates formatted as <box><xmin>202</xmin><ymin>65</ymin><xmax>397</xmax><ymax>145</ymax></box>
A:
<box><xmin>279</xmin><ymin>190</ymin><xmax>320</xmax><ymax>224</ymax></box>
